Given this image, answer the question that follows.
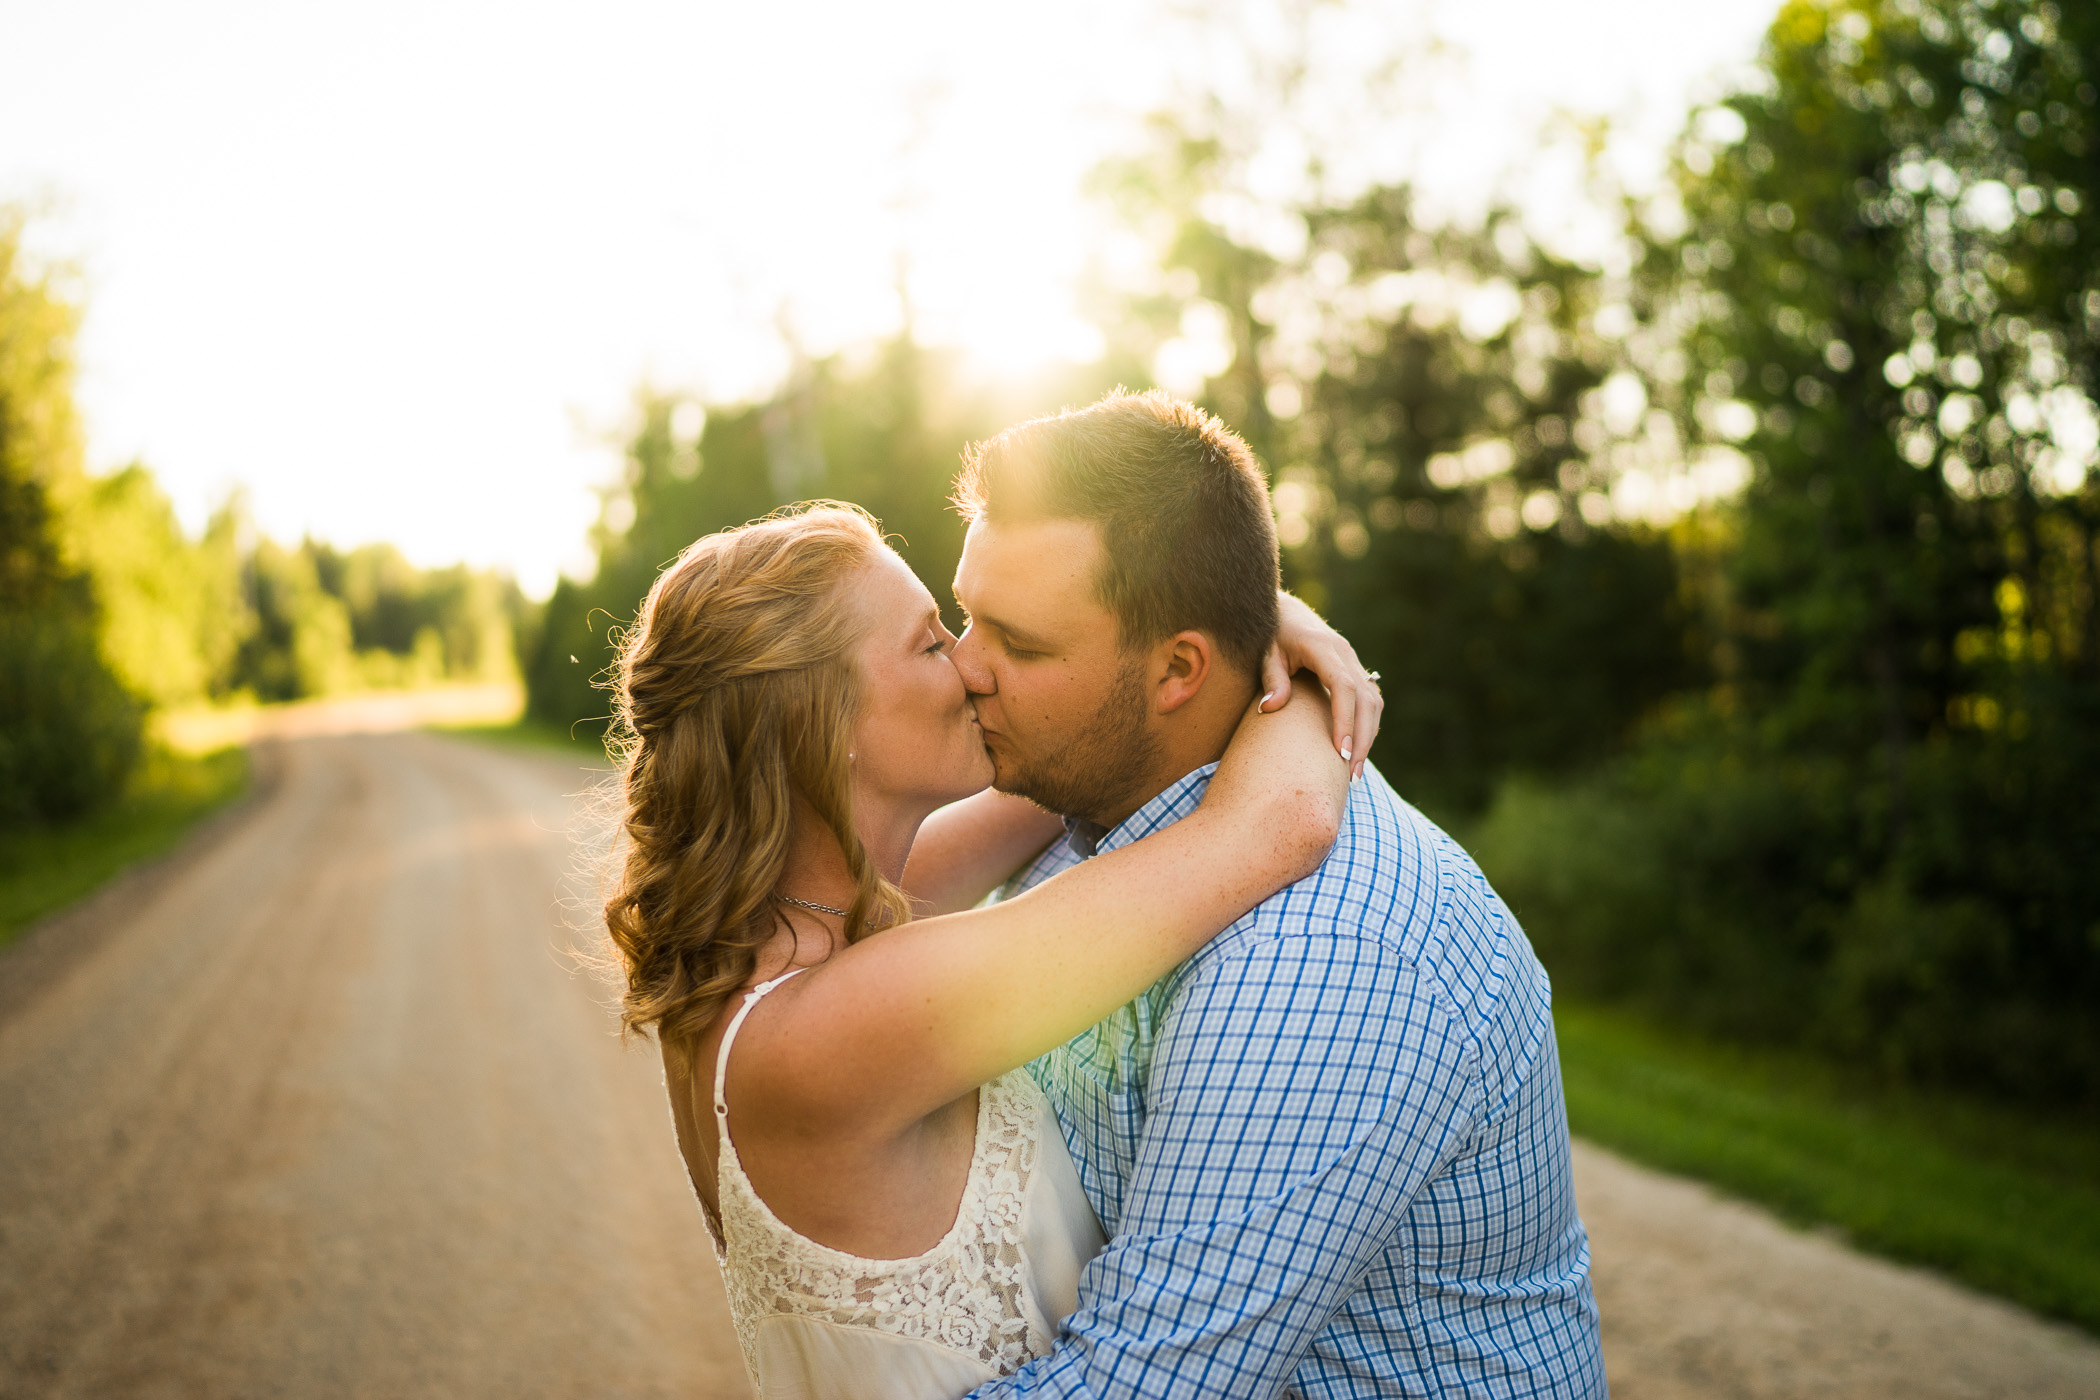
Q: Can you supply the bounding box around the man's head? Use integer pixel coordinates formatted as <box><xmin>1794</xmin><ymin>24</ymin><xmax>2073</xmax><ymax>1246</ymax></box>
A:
<box><xmin>949</xmin><ymin>390</ymin><xmax>1280</xmax><ymax>825</ymax></box>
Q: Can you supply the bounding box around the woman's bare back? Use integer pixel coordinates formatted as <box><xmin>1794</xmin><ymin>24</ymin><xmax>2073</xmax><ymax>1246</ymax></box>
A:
<box><xmin>664</xmin><ymin>961</ymin><xmax>984</xmax><ymax>1261</ymax></box>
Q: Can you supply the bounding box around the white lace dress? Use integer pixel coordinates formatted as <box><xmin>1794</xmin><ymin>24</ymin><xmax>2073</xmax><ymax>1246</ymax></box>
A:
<box><xmin>702</xmin><ymin>970</ymin><xmax>1106</xmax><ymax>1400</ymax></box>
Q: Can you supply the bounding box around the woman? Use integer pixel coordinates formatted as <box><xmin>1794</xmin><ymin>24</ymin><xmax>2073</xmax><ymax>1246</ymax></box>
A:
<box><xmin>604</xmin><ymin>503</ymin><xmax>1374</xmax><ymax>1399</ymax></box>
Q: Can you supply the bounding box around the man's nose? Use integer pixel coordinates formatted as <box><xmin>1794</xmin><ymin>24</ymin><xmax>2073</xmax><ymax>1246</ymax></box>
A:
<box><xmin>950</xmin><ymin>626</ymin><xmax>995</xmax><ymax>696</ymax></box>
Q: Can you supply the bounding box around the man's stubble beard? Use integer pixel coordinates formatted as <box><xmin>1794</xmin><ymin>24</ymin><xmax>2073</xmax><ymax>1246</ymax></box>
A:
<box><xmin>994</xmin><ymin>656</ymin><xmax>1162</xmax><ymax>826</ymax></box>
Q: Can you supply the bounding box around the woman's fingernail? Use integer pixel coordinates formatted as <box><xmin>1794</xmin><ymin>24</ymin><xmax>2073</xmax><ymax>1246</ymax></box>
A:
<box><xmin>1340</xmin><ymin>740</ymin><xmax>1352</xmax><ymax>762</ymax></box>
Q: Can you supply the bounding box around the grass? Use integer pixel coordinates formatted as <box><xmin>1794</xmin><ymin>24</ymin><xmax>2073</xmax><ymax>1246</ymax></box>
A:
<box><xmin>0</xmin><ymin>743</ymin><xmax>251</xmax><ymax>948</ymax></box>
<box><xmin>435</xmin><ymin>715</ymin><xmax>613</xmax><ymax>762</ymax></box>
<box><xmin>1555</xmin><ymin>1000</ymin><xmax>2100</xmax><ymax>1334</ymax></box>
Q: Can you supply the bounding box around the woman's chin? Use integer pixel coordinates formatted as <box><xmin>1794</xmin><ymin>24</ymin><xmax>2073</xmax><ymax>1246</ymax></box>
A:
<box><xmin>920</xmin><ymin>753</ymin><xmax>996</xmax><ymax>807</ymax></box>
<box><xmin>945</xmin><ymin>770</ymin><xmax>996</xmax><ymax>806</ymax></box>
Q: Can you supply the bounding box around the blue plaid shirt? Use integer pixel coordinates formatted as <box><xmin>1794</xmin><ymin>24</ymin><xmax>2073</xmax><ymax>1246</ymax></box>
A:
<box><xmin>968</xmin><ymin>763</ymin><xmax>1604</xmax><ymax>1399</ymax></box>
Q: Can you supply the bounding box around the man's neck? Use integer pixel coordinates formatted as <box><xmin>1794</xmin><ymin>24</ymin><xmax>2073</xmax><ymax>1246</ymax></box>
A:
<box><xmin>1092</xmin><ymin>672</ymin><xmax>1253</xmax><ymax>830</ymax></box>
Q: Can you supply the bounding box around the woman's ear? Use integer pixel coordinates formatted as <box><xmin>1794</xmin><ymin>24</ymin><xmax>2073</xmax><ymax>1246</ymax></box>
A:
<box><xmin>1154</xmin><ymin>630</ymin><xmax>1215</xmax><ymax>714</ymax></box>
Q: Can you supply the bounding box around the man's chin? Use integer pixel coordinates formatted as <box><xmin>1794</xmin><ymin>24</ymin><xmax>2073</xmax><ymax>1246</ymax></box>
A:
<box><xmin>986</xmin><ymin>758</ymin><xmax>1025</xmax><ymax>798</ymax></box>
<box><xmin>986</xmin><ymin>756</ymin><xmax>1048</xmax><ymax>808</ymax></box>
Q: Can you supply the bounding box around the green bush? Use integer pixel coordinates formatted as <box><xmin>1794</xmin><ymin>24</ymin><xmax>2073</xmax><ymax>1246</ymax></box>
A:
<box><xmin>0</xmin><ymin>600</ymin><xmax>143</xmax><ymax>825</ymax></box>
<box><xmin>1476</xmin><ymin>714</ymin><xmax>2100</xmax><ymax>1108</ymax></box>
<box><xmin>0</xmin><ymin>209</ymin><xmax>146</xmax><ymax>825</ymax></box>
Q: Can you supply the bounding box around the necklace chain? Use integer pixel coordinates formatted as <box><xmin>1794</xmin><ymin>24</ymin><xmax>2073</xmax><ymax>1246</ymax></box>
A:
<box><xmin>775</xmin><ymin>893</ymin><xmax>849</xmax><ymax>918</ymax></box>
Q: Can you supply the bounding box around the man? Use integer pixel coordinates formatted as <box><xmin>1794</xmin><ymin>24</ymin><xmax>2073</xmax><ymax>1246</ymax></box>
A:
<box><xmin>948</xmin><ymin>390</ymin><xmax>1605</xmax><ymax>1398</ymax></box>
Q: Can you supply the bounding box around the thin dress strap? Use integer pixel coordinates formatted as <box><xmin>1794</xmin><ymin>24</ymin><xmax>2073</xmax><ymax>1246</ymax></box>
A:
<box><xmin>713</xmin><ymin>967</ymin><xmax>810</xmax><ymax>1136</ymax></box>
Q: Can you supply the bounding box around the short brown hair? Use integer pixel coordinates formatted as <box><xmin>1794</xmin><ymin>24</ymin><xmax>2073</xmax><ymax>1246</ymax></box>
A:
<box><xmin>952</xmin><ymin>390</ymin><xmax>1280</xmax><ymax>676</ymax></box>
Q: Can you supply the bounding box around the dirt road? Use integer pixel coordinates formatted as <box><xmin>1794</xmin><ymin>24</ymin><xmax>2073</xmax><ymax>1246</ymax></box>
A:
<box><xmin>0</xmin><ymin>732</ymin><xmax>751</xmax><ymax>1399</ymax></box>
<box><xmin>1</xmin><ymin>731</ymin><xmax>2094</xmax><ymax>1398</ymax></box>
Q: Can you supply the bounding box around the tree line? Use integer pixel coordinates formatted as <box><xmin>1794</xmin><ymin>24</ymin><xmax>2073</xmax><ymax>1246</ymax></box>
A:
<box><xmin>0</xmin><ymin>209</ymin><xmax>532</xmax><ymax>825</ymax></box>
<box><xmin>530</xmin><ymin>0</ymin><xmax>2098</xmax><ymax>1108</ymax></box>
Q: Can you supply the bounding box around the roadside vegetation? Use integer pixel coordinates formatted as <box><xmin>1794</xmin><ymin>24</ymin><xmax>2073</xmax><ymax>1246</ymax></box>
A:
<box><xmin>0</xmin><ymin>743</ymin><xmax>249</xmax><ymax>948</ymax></box>
<box><xmin>437</xmin><ymin>717</ymin><xmax>613</xmax><ymax>762</ymax></box>
<box><xmin>1556</xmin><ymin>1001</ymin><xmax>2100</xmax><ymax>1332</ymax></box>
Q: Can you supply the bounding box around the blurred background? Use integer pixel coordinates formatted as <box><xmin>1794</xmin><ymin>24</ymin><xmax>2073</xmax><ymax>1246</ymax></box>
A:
<box><xmin>4</xmin><ymin>0</ymin><xmax>2097</xmax><ymax>1376</ymax></box>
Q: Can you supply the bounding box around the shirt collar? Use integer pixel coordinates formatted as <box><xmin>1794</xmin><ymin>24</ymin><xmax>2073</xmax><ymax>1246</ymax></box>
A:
<box><xmin>1062</xmin><ymin>762</ymin><xmax>1219</xmax><ymax>860</ymax></box>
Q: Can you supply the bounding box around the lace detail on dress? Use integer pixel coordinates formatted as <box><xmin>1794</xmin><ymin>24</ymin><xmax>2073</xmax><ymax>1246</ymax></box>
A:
<box><xmin>715</xmin><ymin>1070</ymin><xmax>1052</xmax><ymax>1382</ymax></box>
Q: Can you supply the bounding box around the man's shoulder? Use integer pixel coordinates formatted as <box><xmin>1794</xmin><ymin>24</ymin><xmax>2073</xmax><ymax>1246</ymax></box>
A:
<box><xmin>1233</xmin><ymin>767</ymin><xmax>1452</xmax><ymax>948</ymax></box>
<box><xmin>1188</xmin><ymin>768</ymin><xmax>1535</xmax><ymax>1019</ymax></box>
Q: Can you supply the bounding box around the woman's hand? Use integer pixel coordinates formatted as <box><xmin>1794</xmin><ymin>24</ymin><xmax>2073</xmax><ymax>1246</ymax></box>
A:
<box><xmin>1258</xmin><ymin>593</ymin><xmax>1383</xmax><ymax>780</ymax></box>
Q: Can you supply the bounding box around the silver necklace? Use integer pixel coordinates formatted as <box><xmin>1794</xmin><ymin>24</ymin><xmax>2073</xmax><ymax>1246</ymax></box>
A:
<box><xmin>775</xmin><ymin>893</ymin><xmax>849</xmax><ymax>918</ymax></box>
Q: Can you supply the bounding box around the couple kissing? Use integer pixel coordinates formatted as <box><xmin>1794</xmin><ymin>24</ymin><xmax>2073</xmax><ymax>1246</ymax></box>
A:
<box><xmin>601</xmin><ymin>389</ymin><xmax>1606</xmax><ymax>1398</ymax></box>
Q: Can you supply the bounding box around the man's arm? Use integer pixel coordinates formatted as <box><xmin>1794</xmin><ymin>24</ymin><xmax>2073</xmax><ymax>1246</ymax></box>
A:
<box><xmin>968</xmin><ymin>933</ymin><xmax>1479</xmax><ymax>1399</ymax></box>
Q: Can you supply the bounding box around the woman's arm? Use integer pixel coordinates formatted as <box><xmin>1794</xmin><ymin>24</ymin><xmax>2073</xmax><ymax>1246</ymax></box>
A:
<box><xmin>744</xmin><ymin>675</ymin><xmax>1349</xmax><ymax>1135</ymax></box>
<box><xmin>900</xmin><ymin>789</ymin><xmax>1065</xmax><ymax>917</ymax></box>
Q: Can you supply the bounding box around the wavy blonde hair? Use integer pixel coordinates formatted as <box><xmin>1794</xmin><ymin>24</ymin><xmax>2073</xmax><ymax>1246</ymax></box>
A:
<box><xmin>603</xmin><ymin>502</ymin><xmax>912</xmax><ymax>1049</ymax></box>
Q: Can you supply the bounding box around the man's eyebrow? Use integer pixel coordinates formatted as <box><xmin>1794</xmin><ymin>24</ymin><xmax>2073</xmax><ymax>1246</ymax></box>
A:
<box><xmin>977</xmin><ymin>611</ymin><xmax>1051</xmax><ymax>650</ymax></box>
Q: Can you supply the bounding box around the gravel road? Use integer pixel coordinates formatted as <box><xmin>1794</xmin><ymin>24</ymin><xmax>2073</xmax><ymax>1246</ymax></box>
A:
<box><xmin>1</xmin><ymin>730</ymin><xmax>2093</xmax><ymax>1398</ymax></box>
<box><xmin>0</xmin><ymin>732</ymin><xmax>750</xmax><ymax>1399</ymax></box>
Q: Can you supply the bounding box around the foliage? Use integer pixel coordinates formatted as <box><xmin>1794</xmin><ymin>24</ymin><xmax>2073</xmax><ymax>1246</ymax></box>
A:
<box><xmin>0</xmin><ymin>209</ymin><xmax>144</xmax><ymax>823</ymax></box>
<box><xmin>60</xmin><ymin>465</ymin><xmax>246</xmax><ymax>708</ymax></box>
<box><xmin>235</xmin><ymin>535</ymin><xmax>529</xmax><ymax>703</ymax></box>
<box><xmin>1520</xmin><ymin>0</ymin><xmax>2100</xmax><ymax>1104</ymax></box>
<box><xmin>1093</xmin><ymin>117</ymin><xmax>1695</xmax><ymax>814</ymax></box>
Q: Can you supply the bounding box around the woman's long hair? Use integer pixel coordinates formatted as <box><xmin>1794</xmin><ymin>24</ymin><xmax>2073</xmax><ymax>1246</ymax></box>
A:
<box><xmin>602</xmin><ymin>502</ymin><xmax>912</xmax><ymax>1050</ymax></box>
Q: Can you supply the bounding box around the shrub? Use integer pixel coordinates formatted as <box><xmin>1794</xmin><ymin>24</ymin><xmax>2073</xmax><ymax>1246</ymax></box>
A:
<box><xmin>0</xmin><ymin>598</ymin><xmax>143</xmax><ymax>825</ymax></box>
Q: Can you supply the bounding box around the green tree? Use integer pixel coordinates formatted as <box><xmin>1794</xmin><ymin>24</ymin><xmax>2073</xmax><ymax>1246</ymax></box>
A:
<box><xmin>1486</xmin><ymin>0</ymin><xmax>2100</xmax><ymax>1104</ymax></box>
<box><xmin>229</xmin><ymin>534</ymin><xmax>527</xmax><ymax>702</ymax></box>
<box><xmin>1096</xmin><ymin>121</ymin><xmax>1694</xmax><ymax>814</ymax></box>
<box><xmin>1676</xmin><ymin>0</ymin><xmax>2098</xmax><ymax>1097</ymax></box>
<box><xmin>62</xmin><ymin>466</ymin><xmax>247</xmax><ymax>708</ymax></box>
<box><xmin>0</xmin><ymin>209</ymin><xmax>142</xmax><ymax>823</ymax></box>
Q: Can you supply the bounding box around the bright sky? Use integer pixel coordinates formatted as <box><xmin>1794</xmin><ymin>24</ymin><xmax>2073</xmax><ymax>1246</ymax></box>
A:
<box><xmin>1</xmin><ymin>0</ymin><xmax>1778</xmax><ymax>597</ymax></box>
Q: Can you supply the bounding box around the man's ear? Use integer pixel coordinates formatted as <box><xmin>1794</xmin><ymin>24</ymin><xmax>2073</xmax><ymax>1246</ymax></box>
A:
<box><xmin>1154</xmin><ymin>631</ymin><xmax>1215</xmax><ymax>715</ymax></box>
